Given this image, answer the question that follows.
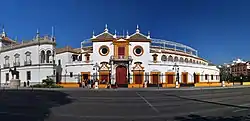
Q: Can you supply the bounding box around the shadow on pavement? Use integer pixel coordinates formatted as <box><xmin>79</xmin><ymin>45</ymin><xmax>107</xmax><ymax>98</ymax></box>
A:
<box><xmin>0</xmin><ymin>89</ymin><xmax>73</xmax><ymax>121</ymax></box>
<box><xmin>174</xmin><ymin>114</ymin><xmax>250</xmax><ymax>121</ymax></box>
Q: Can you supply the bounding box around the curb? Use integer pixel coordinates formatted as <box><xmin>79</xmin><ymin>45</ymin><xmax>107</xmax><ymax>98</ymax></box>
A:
<box><xmin>0</xmin><ymin>86</ymin><xmax>249</xmax><ymax>91</ymax></box>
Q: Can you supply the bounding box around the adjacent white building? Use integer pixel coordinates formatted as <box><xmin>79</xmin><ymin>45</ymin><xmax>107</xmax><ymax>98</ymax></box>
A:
<box><xmin>0</xmin><ymin>28</ymin><xmax>56</xmax><ymax>86</ymax></box>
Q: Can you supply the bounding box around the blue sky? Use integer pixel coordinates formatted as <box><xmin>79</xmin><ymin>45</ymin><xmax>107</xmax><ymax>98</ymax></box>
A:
<box><xmin>1</xmin><ymin>0</ymin><xmax>250</xmax><ymax>64</ymax></box>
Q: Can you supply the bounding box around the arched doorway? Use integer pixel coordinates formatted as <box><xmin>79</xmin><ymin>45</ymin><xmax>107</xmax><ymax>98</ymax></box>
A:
<box><xmin>116</xmin><ymin>65</ymin><xmax>127</xmax><ymax>85</ymax></box>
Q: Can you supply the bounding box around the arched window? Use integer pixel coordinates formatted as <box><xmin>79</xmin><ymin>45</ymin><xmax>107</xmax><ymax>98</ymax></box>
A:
<box><xmin>40</xmin><ymin>50</ymin><xmax>45</xmax><ymax>63</ymax></box>
<box><xmin>46</xmin><ymin>50</ymin><xmax>52</xmax><ymax>63</ymax></box>
<box><xmin>161</xmin><ymin>55</ymin><xmax>167</xmax><ymax>61</ymax></box>
<box><xmin>189</xmin><ymin>59</ymin><xmax>192</xmax><ymax>63</ymax></box>
<box><xmin>185</xmin><ymin>58</ymin><xmax>188</xmax><ymax>63</ymax></box>
<box><xmin>196</xmin><ymin>61</ymin><xmax>199</xmax><ymax>64</ymax></box>
<box><xmin>174</xmin><ymin>56</ymin><xmax>178</xmax><ymax>62</ymax></box>
<box><xmin>180</xmin><ymin>57</ymin><xmax>184</xmax><ymax>63</ymax></box>
<box><xmin>14</xmin><ymin>53</ymin><xmax>20</xmax><ymax>66</ymax></box>
<box><xmin>168</xmin><ymin>55</ymin><xmax>173</xmax><ymax>62</ymax></box>
<box><xmin>25</xmin><ymin>51</ymin><xmax>32</xmax><ymax>65</ymax></box>
<box><xmin>193</xmin><ymin>60</ymin><xmax>195</xmax><ymax>64</ymax></box>
<box><xmin>152</xmin><ymin>54</ymin><xmax>158</xmax><ymax>62</ymax></box>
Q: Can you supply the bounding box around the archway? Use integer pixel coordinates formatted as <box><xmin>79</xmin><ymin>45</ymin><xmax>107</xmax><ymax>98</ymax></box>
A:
<box><xmin>116</xmin><ymin>65</ymin><xmax>127</xmax><ymax>85</ymax></box>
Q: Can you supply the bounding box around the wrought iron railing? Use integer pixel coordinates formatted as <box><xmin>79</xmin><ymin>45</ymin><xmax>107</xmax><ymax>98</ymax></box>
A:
<box><xmin>24</xmin><ymin>60</ymin><xmax>32</xmax><ymax>66</ymax></box>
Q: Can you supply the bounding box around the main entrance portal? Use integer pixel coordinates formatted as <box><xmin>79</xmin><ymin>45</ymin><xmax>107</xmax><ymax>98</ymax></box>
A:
<box><xmin>116</xmin><ymin>65</ymin><xmax>127</xmax><ymax>85</ymax></box>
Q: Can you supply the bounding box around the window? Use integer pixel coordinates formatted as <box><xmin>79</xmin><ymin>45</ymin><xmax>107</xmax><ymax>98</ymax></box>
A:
<box><xmin>14</xmin><ymin>53</ymin><xmax>20</xmax><ymax>66</ymax></box>
<box><xmin>99</xmin><ymin>45</ymin><xmax>110</xmax><ymax>56</ymax></box>
<box><xmin>185</xmin><ymin>58</ymin><xmax>188</xmax><ymax>63</ymax></box>
<box><xmin>25</xmin><ymin>51</ymin><xmax>32</xmax><ymax>65</ymax></box>
<box><xmin>133</xmin><ymin>46</ymin><xmax>144</xmax><ymax>56</ymax></box>
<box><xmin>180</xmin><ymin>57</ymin><xmax>184</xmax><ymax>63</ymax></box>
<box><xmin>85</xmin><ymin>53</ymin><xmax>90</xmax><ymax>62</ymax></box>
<box><xmin>118</xmin><ymin>47</ymin><xmax>125</xmax><ymax>56</ymax></box>
<box><xmin>211</xmin><ymin>75</ymin><xmax>213</xmax><ymax>80</ymax></box>
<box><xmin>70</xmin><ymin>72</ymin><xmax>73</xmax><ymax>77</ymax></box>
<box><xmin>189</xmin><ymin>59</ymin><xmax>192</xmax><ymax>63</ymax></box>
<box><xmin>152</xmin><ymin>54</ymin><xmax>158</xmax><ymax>62</ymax></box>
<box><xmin>4</xmin><ymin>56</ymin><xmax>9</xmax><ymax>64</ymax></box>
<box><xmin>168</xmin><ymin>55</ymin><xmax>173</xmax><ymax>62</ymax></box>
<box><xmin>161</xmin><ymin>55</ymin><xmax>167</xmax><ymax>61</ymax></box>
<box><xmin>205</xmin><ymin>74</ymin><xmax>208</xmax><ymax>80</ymax></box>
<box><xmin>6</xmin><ymin>73</ymin><xmax>9</xmax><ymax>82</ymax></box>
<box><xmin>58</xmin><ymin>60</ymin><xmax>61</xmax><ymax>65</ymax></box>
<box><xmin>46</xmin><ymin>50</ymin><xmax>52</xmax><ymax>63</ymax></box>
<box><xmin>27</xmin><ymin>71</ymin><xmax>31</xmax><ymax>80</ymax></box>
<box><xmin>174</xmin><ymin>56</ymin><xmax>178</xmax><ymax>62</ymax></box>
<box><xmin>14</xmin><ymin>53</ymin><xmax>20</xmax><ymax>63</ymax></box>
<box><xmin>40</xmin><ymin>50</ymin><xmax>45</xmax><ymax>63</ymax></box>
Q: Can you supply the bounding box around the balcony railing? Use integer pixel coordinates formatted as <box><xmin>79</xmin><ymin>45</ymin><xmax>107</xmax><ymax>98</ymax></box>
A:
<box><xmin>110</xmin><ymin>55</ymin><xmax>133</xmax><ymax>61</ymax></box>
<box><xmin>24</xmin><ymin>60</ymin><xmax>32</xmax><ymax>66</ymax></box>
<box><xmin>13</xmin><ymin>62</ymin><xmax>20</xmax><ymax>67</ymax></box>
<box><xmin>66</xmin><ymin>60</ymin><xmax>93</xmax><ymax>66</ymax></box>
<box><xmin>3</xmin><ymin>63</ymin><xmax>10</xmax><ymax>68</ymax></box>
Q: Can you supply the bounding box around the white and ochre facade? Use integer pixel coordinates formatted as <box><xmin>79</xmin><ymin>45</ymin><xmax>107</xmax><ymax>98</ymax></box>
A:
<box><xmin>0</xmin><ymin>25</ymin><xmax>220</xmax><ymax>87</ymax></box>
<box><xmin>57</xmin><ymin>25</ymin><xmax>220</xmax><ymax>87</ymax></box>
<box><xmin>0</xmin><ymin>28</ymin><xmax>56</xmax><ymax>86</ymax></box>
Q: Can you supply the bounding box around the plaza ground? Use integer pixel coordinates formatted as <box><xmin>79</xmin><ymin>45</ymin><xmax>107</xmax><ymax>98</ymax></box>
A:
<box><xmin>0</xmin><ymin>87</ymin><xmax>250</xmax><ymax>121</ymax></box>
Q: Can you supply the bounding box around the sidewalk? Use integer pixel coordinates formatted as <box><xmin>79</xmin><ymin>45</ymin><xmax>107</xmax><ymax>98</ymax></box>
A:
<box><xmin>0</xmin><ymin>85</ymin><xmax>249</xmax><ymax>91</ymax></box>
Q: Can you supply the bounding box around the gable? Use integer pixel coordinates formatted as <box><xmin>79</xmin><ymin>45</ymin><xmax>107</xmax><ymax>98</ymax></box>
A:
<box><xmin>92</xmin><ymin>32</ymin><xmax>114</xmax><ymax>42</ymax></box>
<box><xmin>132</xmin><ymin>62</ymin><xmax>144</xmax><ymax>71</ymax></box>
<box><xmin>99</xmin><ymin>62</ymin><xmax>110</xmax><ymax>71</ymax></box>
<box><xmin>129</xmin><ymin>33</ymin><xmax>151</xmax><ymax>42</ymax></box>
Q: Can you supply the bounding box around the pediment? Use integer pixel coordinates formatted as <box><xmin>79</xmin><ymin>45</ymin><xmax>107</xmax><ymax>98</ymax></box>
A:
<box><xmin>92</xmin><ymin>32</ymin><xmax>114</xmax><ymax>42</ymax></box>
<box><xmin>99</xmin><ymin>62</ymin><xmax>110</xmax><ymax>71</ymax></box>
<box><xmin>132</xmin><ymin>62</ymin><xmax>144</xmax><ymax>71</ymax></box>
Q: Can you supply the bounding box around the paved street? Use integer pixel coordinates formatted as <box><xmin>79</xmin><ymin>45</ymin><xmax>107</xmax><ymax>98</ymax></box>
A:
<box><xmin>1</xmin><ymin>87</ymin><xmax>250</xmax><ymax>121</ymax></box>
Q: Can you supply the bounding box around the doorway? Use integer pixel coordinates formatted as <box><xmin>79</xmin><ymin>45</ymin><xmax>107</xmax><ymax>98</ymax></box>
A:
<box><xmin>116</xmin><ymin>65</ymin><xmax>127</xmax><ymax>85</ymax></box>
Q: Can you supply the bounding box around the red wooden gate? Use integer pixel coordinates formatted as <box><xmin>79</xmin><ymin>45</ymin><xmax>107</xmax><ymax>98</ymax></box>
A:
<box><xmin>116</xmin><ymin>66</ymin><xmax>127</xmax><ymax>84</ymax></box>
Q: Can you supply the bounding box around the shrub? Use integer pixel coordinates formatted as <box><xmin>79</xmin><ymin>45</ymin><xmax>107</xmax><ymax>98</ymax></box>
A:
<box><xmin>30</xmin><ymin>78</ymin><xmax>63</xmax><ymax>88</ymax></box>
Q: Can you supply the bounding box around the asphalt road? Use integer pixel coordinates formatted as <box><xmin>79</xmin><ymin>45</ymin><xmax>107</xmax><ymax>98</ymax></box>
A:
<box><xmin>1</xmin><ymin>87</ymin><xmax>250</xmax><ymax>121</ymax></box>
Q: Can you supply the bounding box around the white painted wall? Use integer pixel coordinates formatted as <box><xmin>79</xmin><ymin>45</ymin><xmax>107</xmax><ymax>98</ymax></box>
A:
<box><xmin>0</xmin><ymin>43</ymin><xmax>54</xmax><ymax>85</ymax></box>
<box><xmin>92</xmin><ymin>41</ymin><xmax>113</xmax><ymax>64</ymax></box>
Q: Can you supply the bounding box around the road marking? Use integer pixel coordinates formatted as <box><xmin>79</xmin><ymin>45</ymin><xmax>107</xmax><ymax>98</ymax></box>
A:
<box><xmin>136</xmin><ymin>92</ymin><xmax>160</xmax><ymax>113</ymax></box>
<box><xmin>233</xmin><ymin>109</ymin><xmax>249</xmax><ymax>112</ymax></box>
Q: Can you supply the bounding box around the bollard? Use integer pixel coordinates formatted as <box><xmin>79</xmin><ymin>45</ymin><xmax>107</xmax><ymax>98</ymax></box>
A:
<box><xmin>94</xmin><ymin>81</ymin><xmax>98</xmax><ymax>89</ymax></box>
<box><xmin>144</xmin><ymin>81</ymin><xmax>147</xmax><ymax>88</ymax></box>
<box><xmin>222</xmin><ymin>81</ymin><xmax>225</xmax><ymax>87</ymax></box>
<box><xmin>175</xmin><ymin>81</ymin><xmax>179</xmax><ymax>88</ymax></box>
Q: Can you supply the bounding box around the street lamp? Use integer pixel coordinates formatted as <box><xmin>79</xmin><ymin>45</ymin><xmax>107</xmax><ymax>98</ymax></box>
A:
<box><xmin>93</xmin><ymin>63</ymin><xmax>100</xmax><ymax>81</ymax></box>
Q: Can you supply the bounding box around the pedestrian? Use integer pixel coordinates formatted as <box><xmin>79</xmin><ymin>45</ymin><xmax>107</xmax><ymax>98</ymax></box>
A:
<box><xmin>24</xmin><ymin>82</ymin><xmax>26</xmax><ymax>87</ymax></box>
<box><xmin>27</xmin><ymin>81</ymin><xmax>30</xmax><ymax>87</ymax></box>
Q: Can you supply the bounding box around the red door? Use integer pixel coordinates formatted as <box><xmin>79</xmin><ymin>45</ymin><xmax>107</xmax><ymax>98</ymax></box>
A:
<box><xmin>152</xmin><ymin>74</ymin><xmax>159</xmax><ymax>84</ymax></box>
<box><xmin>118</xmin><ymin>47</ymin><xmax>125</xmax><ymax>56</ymax></box>
<box><xmin>182</xmin><ymin>73</ymin><xmax>188</xmax><ymax>84</ymax></box>
<box><xmin>100</xmin><ymin>75</ymin><xmax>109</xmax><ymax>84</ymax></box>
<box><xmin>167</xmin><ymin>74</ymin><xmax>174</xmax><ymax>84</ymax></box>
<box><xmin>116</xmin><ymin>66</ymin><xmax>127</xmax><ymax>84</ymax></box>
<box><xmin>135</xmin><ymin>74</ymin><xmax>142</xmax><ymax>84</ymax></box>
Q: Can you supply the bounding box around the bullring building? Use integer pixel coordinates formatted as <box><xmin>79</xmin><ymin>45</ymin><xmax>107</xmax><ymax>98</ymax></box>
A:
<box><xmin>55</xmin><ymin>25</ymin><xmax>220</xmax><ymax>87</ymax></box>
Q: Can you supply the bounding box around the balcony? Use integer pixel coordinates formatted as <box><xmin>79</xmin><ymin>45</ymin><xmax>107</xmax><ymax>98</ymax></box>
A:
<box><xmin>24</xmin><ymin>60</ymin><xmax>32</xmax><ymax>66</ymax></box>
<box><xmin>3</xmin><ymin>63</ymin><xmax>10</xmax><ymax>68</ymax></box>
<box><xmin>65</xmin><ymin>60</ymin><xmax>93</xmax><ymax>67</ymax></box>
<box><xmin>13</xmin><ymin>62</ymin><xmax>20</xmax><ymax>67</ymax></box>
<box><xmin>110</xmin><ymin>55</ymin><xmax>133</xmax><ymax>61</ymax></box>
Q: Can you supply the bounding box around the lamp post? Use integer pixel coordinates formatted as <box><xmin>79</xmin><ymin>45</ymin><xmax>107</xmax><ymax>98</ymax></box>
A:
<box><xmin>93</xmin><ymin>63</ymin><xmax>100</xmax><ymax>82</ymax></box>
<box><xmin>172</xmin><ymin>63</ymin><xmax>180</xmax><ymax>83</ymax></box>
